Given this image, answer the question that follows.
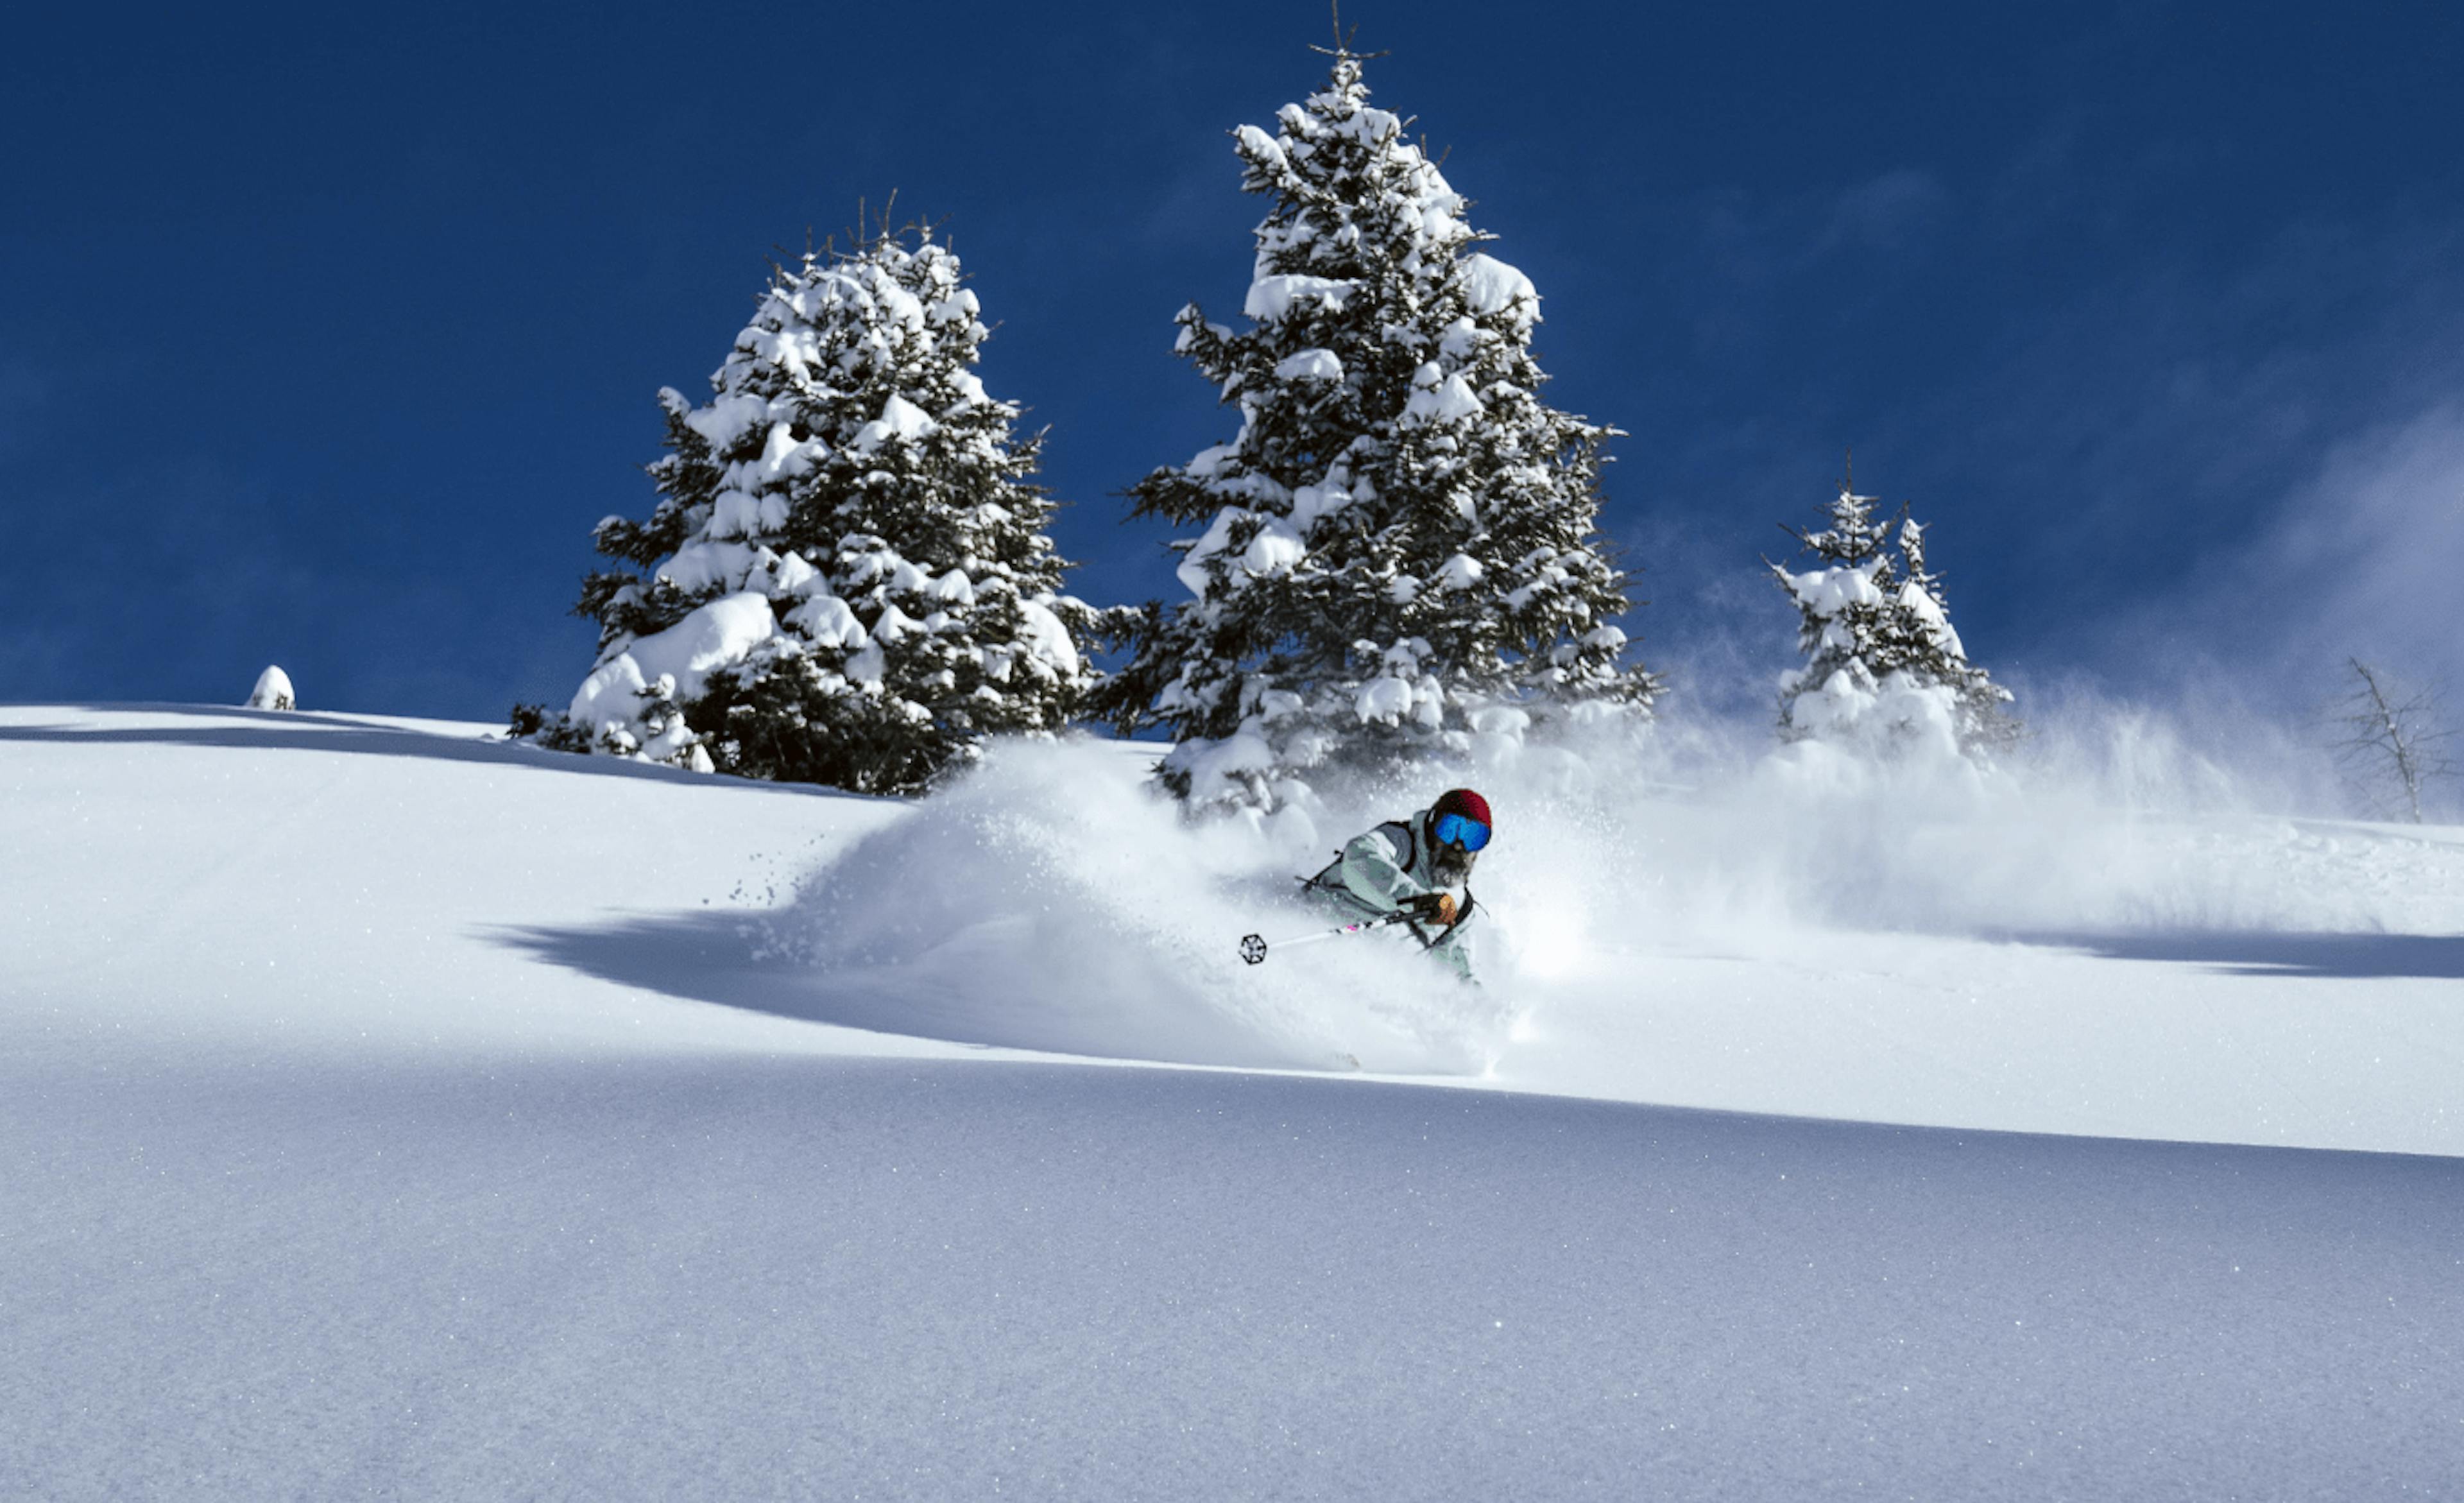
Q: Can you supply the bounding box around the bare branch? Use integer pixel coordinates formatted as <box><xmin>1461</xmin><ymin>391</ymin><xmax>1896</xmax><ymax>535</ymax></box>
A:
<box><xmin>2325</xmin><ymin>657</ymin><xmax>2460</xmax><ymax>822</ymax></box>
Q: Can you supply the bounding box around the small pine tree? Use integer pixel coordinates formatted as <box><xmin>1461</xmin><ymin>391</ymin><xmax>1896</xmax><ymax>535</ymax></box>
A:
<box><xmin>1890</xmin><ymin>516</ymin><xmax>2017</xmax><ymax>750</ymax></box>
<box><xmin>246</xmin><ymin>666</ymin><xmax>295</xmax><ymax>711</ymax></box>
<box><xmin>543</xmin><ymin>223</ymin><xmax>1093</xmax><ymax>793</ymax></box>
<box><xmin>1770</xmin><ymin>470</ymin><xmax>2013</xmax><ymax>759</ymax></box>
<box><xmin>1091</xmin><ymin>47</ymin><xmax>1657</xmax><ymax>812</ymax></box>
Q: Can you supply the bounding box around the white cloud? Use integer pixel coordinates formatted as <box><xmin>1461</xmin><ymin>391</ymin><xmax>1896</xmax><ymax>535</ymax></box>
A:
<box><xmin>2246</xmin><ymin>400</ymin><xmax>2464</xmax><ymax>689</ymax></box>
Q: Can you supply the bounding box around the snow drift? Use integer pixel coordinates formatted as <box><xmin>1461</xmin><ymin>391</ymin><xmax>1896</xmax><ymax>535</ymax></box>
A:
<box><xmin>6</xmin><ymin>704</ymin><xmax>2459</xmax><ymax>1503</ymax></box>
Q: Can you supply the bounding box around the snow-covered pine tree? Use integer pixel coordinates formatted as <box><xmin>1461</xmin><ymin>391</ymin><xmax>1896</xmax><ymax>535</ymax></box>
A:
<box><xmin>1769</xmin><ymin>479</ymin><xmax>1898</xmax><ymax>745</ymax></box>
<box><xmin>246</xmin><ymin>666</ymin><xmax>295</xmax><ymax>712</ymax></box>
<box><xmin>542</xmin><ymin>225</ymin><xmax>1093</xmax><ymax>793</ymax></box>
<box><xmin>1091</xmin><ymin>47</ymin><xmax>1657</xmax><ymax>812</ymax></box>
<box><xmin>1770</xmin><ymin>472</ymin><xmax>2014</xmax><ymax>759</ymax></box>
<box><xmin>1890</xmin><ymin>515</ymin><xmax>2017</xmax><ymax>750</ymax></box>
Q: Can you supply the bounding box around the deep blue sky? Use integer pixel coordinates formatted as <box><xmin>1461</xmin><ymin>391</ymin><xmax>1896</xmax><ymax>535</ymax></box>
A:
<box><xmin>6</xmin><ymin>1</ymin><xmax>2461</xmax><ymax>722</ymax></box>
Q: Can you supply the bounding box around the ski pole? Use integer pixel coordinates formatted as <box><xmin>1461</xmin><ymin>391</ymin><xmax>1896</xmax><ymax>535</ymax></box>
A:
<box><xmin>1238</xmin><ymin>910</ymin><xmax>1417</xmax><ymax>965</ymax></box>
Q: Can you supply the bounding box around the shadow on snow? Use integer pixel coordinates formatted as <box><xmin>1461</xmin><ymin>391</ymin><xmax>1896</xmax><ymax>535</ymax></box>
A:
<box><xmin>2005</xmin><ymin>930</ymin><xmax>2464</xmax><ymax>980</ymax></box>
<box><xmin>0</xmin><ymin>703</ymin><xmax>869</xmax><ymax>798</ymax></box>
<box><xmin>492</xmin><ymin>909</ymin><xmax>1315</xmax><ymax>1070</ymax></box>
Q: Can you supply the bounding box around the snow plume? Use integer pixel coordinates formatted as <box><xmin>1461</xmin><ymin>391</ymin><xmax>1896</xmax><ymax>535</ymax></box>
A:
<box><xmin>2220</xmin><ymin>399</ymin><xmax>2464</xmax><ymax>701</ymax></box>
<box><xmin>1251</xmin><ymin>692</ymin><xmax>2464</xmax><ymax>1009</ymax></box>
<box><xmin>2035</xmin><ymin>395</ymin><xmax>2464</xmax><ymax>823</ymax></box>
<box><xmin>1491</xmin><ymin>694</ymin><xmax>2464</xmax><ymax>957</ymax></box>
<box><xmin>743</xmin><ymin>691</ymin><xmax>2461</xmax><ymax>1082</ymax></box>
<box><xmin>757</xmin><ymin>742</ymin><xmax>1518</xmax><ymax>1074</ymax></box>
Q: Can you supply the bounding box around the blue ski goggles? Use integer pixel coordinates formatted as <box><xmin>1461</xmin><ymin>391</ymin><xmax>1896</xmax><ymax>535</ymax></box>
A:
<box><xmin>1433</xmin><ymin>812</ymin><xmax>1491</xmax><ymax>852</ymax></box>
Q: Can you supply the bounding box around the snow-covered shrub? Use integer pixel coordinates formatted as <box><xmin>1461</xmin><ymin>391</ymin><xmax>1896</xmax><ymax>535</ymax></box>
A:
<box><xmin>535</xmin><ymin>226</ymin><xmax>1095</xmax><ymax>793</ymax></box>
<box><xmin>1770</xmin><ymin>476</ymin><xmax>2014</xmax><ymax>761</ymax></box>
<box><xmin>247</xmin><ymin>666</ymin><xmax>295</xmax><ymax>711</ymax></box>
<box><xmin>1091</xmin><ymin>49</ymin><xmax>1659</xmax><ymax>815</ymax></box>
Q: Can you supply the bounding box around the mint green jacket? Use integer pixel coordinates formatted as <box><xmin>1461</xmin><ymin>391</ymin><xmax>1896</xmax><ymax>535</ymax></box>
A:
<box><xmin>1305</xmin><ymin>809</ymin><xmax>1479</xmax><ymax>981</ymax></box>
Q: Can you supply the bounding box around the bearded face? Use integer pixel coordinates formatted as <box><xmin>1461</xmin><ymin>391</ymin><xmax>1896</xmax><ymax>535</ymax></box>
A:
<box><xmin>1430</xmin><ymin>821</ymin><xmax>1479</xmax><ymax>886</ymax></box>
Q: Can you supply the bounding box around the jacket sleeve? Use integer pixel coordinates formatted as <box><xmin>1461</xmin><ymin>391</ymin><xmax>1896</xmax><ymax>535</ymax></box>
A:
<box><xmin>1339</xmin><ymin>824</ymin><xmax>1426</xmax><ymax>913</ymax></box>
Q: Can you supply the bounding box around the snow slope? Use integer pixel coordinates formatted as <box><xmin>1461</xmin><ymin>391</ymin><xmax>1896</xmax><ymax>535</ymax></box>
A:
<box><xmin>6</xmin><ymin>704</ymin><xmax>2462</xmax><ymax>1498</ymax></box>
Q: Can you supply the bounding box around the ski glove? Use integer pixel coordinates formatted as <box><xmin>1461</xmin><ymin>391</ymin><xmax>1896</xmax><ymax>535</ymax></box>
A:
<box><xmin>1405</xmin><ymin>891</ymin><xmax>1459</xmax><ymax>927</ymax></box>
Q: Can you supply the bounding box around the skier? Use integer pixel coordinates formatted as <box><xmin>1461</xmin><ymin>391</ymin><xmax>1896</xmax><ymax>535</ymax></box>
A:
<box><xmin>1301</xmin><ymin>788</ymin><xmax>1491</xmax><ymax>982</ymax></box>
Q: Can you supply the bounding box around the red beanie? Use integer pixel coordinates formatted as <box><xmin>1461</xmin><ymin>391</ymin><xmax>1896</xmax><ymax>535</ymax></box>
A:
<box><xmin>1433</xmin><ymin>788</ymin><xmax>1491</xmax><ymax>828</ymax></box>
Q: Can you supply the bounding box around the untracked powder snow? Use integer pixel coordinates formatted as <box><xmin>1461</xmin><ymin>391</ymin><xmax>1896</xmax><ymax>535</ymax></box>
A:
<box><xmin>4</xmin><ymin>703</ymin><xmax>2462</xmax><ymax>1500</ymax></box>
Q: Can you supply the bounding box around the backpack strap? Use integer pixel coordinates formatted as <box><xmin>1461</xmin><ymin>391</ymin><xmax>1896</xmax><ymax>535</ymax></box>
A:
<box><xmin>1380</xmin><ymin>818</ymin><xmax>1418</xmax><ymax>877</ymax></box>
<box><xmin>1410</xmin><ymin>887</ymin><xmax>1476</xmax><ymax>950</ymax></box>
<box><xmin>1301</xmin><ymin>820</ymin><xmax>1432</xmax><ymax>927</ymax></box>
